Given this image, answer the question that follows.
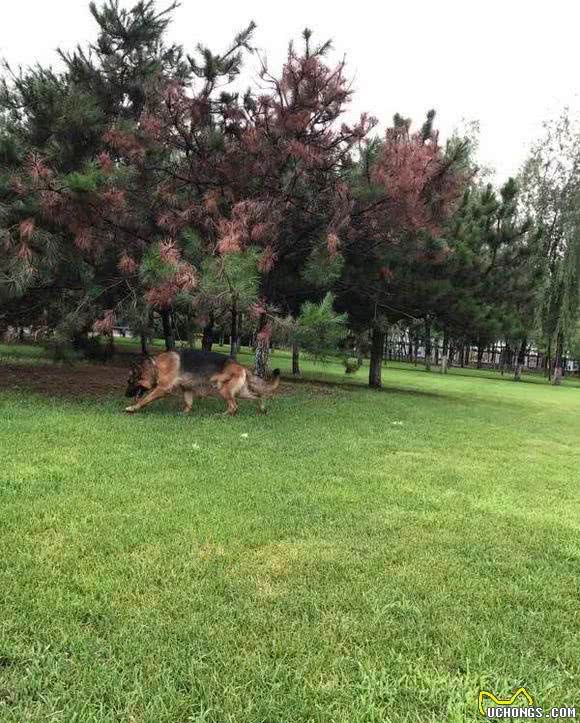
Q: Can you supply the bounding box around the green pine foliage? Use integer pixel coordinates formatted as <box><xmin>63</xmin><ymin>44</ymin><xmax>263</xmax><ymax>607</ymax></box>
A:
<box><xmin>295</xmin><ymin>292</ymin><xmax>347</xmax><ymax>360</ymax></box>
<box><xmin>302</xmin><ymin>244</ymin><xmax>345</xmax><ymax>288</ymax></box>
<box><xmin>139</xmin><ymin>242</ymin><xmax>177</xmax><ymax>285</ymax></box>
<box><xmin>199</xmin><ymin>249</ymin><xmax>261</xmax><ymax>308</ymax></box>
<box><xmin>64</xmin><ymin>165</ymin><xmax>107</xmax><ymax>193</ymax></box>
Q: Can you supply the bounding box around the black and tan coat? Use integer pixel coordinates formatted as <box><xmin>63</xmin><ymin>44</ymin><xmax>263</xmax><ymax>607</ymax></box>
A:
<box><xmin>125</xmin><ymin>349</ymin><xmax>280</xmax><ymax>415</ymax></box>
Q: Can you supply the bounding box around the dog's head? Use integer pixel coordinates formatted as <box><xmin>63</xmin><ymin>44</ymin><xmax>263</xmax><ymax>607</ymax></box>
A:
<box><xmin>125</xmin><ymin>358</ymin><xmax>156</xmax><ymax>398</ymax></box>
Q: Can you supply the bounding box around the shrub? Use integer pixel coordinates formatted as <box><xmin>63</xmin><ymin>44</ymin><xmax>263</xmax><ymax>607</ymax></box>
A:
<box><xmin>344</xmin><ymin>357</ymin><xmax>361</xmax><ymax>374</ymax></box>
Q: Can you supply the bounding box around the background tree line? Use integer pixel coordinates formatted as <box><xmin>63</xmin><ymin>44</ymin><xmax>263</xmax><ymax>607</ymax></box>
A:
<box><xmin>1</xmin><ymin>0</ymin><xmax>578</xmax><ymax>387</ymax></box>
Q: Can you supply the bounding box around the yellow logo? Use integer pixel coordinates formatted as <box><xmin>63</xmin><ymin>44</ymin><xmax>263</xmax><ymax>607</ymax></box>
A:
<box><xmin>478</xmin><ymin>687</ymin><xmax>534</xmax><ymax>716</ymax></box>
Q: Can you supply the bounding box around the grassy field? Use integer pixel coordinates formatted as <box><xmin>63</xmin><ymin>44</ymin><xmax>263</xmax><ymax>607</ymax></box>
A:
<box><xmin>0</xmin><ymin>343</ymin><xmax>579</xmax><ymax>722</ymax></box>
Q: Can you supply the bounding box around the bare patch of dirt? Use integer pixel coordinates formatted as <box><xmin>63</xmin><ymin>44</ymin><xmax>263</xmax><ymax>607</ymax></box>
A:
<box><xmin>0</xmin><ymin>361</ymin><xmax>129</xmax><ymax>399</ymax></box>
<box><xmin>0</xmin><ymin>356</ymin><xmax>302</xmax><ymax>400</ymax></box>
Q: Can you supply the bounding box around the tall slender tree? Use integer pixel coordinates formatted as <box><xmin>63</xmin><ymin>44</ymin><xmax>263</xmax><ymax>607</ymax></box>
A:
<box><xmin>520</xmin><ymin>111</ymin><xmax>580</xmax><ymax>382</ymax></box>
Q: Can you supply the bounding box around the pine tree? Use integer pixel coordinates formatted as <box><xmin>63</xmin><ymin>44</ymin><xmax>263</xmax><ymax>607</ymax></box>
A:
<box><xmin>195</xmin><ymin>248</ymin><xmax>261</xmax><ymax>357</ymax></box>
<box><xmin>337</xmin><ymin>111</ymin><xmax>469</xmax><ymax>388</ymax></box>
<box><xmin>0</xmin><ymin>1</ymin><xmax>191</xmax><ymax>345</ymax></box>
<box><xmin>2</xmin><ymin>1</ymin><xmax>255</xmax><ymax>350</ymax></box>
<box><xmin>436</xmin><ymin>178</ymin><xmax>541</xmax><ymax>380</ymax></box>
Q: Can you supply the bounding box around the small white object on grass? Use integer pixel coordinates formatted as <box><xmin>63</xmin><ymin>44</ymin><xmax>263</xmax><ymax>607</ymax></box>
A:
<box><xmin>240</xmin><ymin>433</ymin><xmax>249</xmax><ymax>439</ymax></box>
<box><xmin>192</xmin><ymin>442</ymin><xmax>200</xmax><ymax>450</ymax></box>
<box><xmin>391</xmin><ymin>421</ymin><xmax>404</xmax><ymax>426</ymax></box>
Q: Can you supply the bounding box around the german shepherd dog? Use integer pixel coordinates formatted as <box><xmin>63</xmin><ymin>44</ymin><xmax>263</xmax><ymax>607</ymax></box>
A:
<box><xmin>125</xmin><ymin>349</ymin><xmax>280</xmax><ymax>415</ymax></box>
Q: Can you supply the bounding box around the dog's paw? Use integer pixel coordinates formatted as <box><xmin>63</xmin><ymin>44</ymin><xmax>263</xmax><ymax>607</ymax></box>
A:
<box><xmin>125</xmin><ymin>405</ymin><xmax>137</xmax><ymax>413</ymax></box>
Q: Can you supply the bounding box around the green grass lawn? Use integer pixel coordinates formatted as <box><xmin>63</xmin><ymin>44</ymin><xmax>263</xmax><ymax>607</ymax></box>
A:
<box><xmin>0</xmin><ymin>345</ymin><xmax>579</xmax><ymax>722</ymax></box>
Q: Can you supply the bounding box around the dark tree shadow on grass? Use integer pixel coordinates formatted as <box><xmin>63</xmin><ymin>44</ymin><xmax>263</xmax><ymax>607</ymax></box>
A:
<box><xmin>1</xmin><ymin>361</ymin><xmax>538</xmax><ymax>413</ymax></box>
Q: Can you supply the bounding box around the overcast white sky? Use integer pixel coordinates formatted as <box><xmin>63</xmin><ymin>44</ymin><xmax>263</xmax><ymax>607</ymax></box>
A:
<box><xmin>1</xmin><ymin>0</ymin><xmax>579</xmax><ymax>182</ymax></box>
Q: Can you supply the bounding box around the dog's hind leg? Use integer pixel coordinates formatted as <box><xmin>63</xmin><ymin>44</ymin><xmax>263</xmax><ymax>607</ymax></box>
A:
<box><xmin>125</xmin><ymin>386</ymin><xmax>171</xmax><ymax>413</ymax></box>
<box><xmin>182</xmin><ymin>389</ymin><xmax>194</xmax><ymax>414</ymax></box>
<box><xmin>218</xmin><ymin>386</ymin><xmax>238</xmax><ymax>416</ymax></box>
<box><xmin>218</xmin><ymin>370</ymin><xmax>247</xmax><ymax>416</ymax></box>
<box><xmin>237</xmin><ymin>383</ymin><xmax>265</xmax><ymax>414</ymax></box>
<box><xmin>237</xmin><ymin>385</ymin><xmax>258</xmax><ymax>400</ymax></box>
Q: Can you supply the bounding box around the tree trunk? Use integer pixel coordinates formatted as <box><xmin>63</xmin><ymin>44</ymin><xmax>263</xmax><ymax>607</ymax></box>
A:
<box><xmin>160</xmin><ymin>309</ymin><xmax>175</xmax><ymax>351</ymax></box>
<box><xmin>229</xmin><ymin>301</ymin><xmax>238</xmax><ymax>358</ymax></box>
<box><xmin>72</xmin><ymin>329</ymin><xmax>88</xmax><ymax>350</ymax></box>
<box><xmin>460</xmin><ymin>343</ymin><xmax>466</xmax><ymax>368</ymax></box>
<box><xmin>292</xmin><ymin>341</ymin><xmax>301</xmax><ymax>376</ymax></box>
<box><xmin>413</xmin><ymin>330</ymin><xmax>419</xmax><ymax>366</ymax></box>
<box><xmin>552</xmin><ymin>332</ymin><xmax>564</xmax><ymax>385</ymax></box>
<box><xmin>356</xmin><ymin>336</ymin><xmax>364</xmax><ymax>366</ymax></box>
<box><xmin>236</xmin><ymin>312</ymin><xmax>243</xmax><ymax>353</ymax></box>
<box><xmin>254</xmin><ymin>315</ymin><xmax>269</xmax><ymax>378</ymax></box>
<box><xmin>514</xmin><ymin>337</ymin><xmax>527</xmax><ymax>382</ymax></box>
<box><xmin>106</xmin><ymin>333</ymin><xmax>115</xmax><ymax>360</ymax></box>
<box><xmin>503</xmin><ymin>344</ymin><xmax>513</xmax><ymax>376</ymax></box>
<box><xmin>202</xmin><ymin>313</ymin><xmax>214</xmax><ymax>352</ymax></box>
<box><xmin>255</xmin><ymin>338</ymin><xmax>269</xmax><ymax>378</ymax></box>
<box><xmin>369</xmin><ymin>327</ymin><xmax>385</xmax><ymax>389</ymax></box>
<box><xmin>140</xmin><ymin>333</ymin><xmax>148</xmax><ymax>356</ymax></box>
<box><xmin>424</xmin><ymin>319</ymin><xmax>432</xmax><ymax>371</ymax></box>
<box><xmin>441</xmin><ymin>329</ymin><xmax>449</xmax><ymax>374</ymax></box>
<box><xmin>476</xmin><ymin>343</ymin><xmax>484</xmax><ymax>369</ymax></box>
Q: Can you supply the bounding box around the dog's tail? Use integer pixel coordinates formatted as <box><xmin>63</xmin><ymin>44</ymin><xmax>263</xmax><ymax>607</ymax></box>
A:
<box><xmin>246</xmin><ymin>368</ymin><xmax>281</xmax><ymax>395</ymax></box>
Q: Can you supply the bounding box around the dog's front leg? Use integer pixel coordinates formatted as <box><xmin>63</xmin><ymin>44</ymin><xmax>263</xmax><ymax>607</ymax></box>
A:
<box><xmin>125</xmin><ymin>386</ymin><xmax>170</xmax><ymax>413</ymax></box>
